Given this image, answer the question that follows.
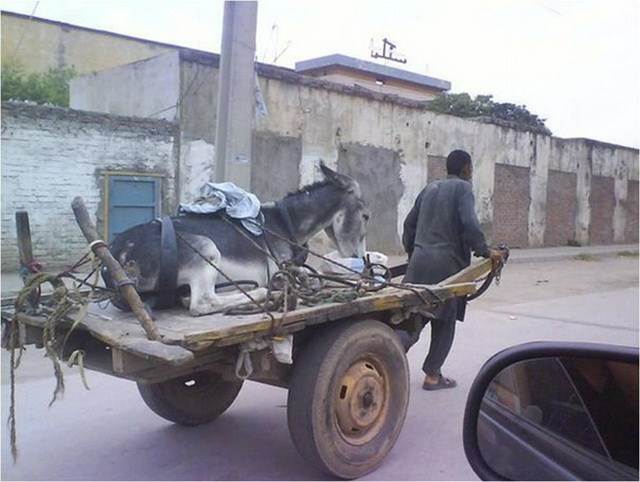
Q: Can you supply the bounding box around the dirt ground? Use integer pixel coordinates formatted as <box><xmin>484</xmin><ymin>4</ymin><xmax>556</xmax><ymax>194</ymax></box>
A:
<box><xmin>472</xmin><ymin>254</ymin><xmax>639</xmax><ymax>307</ymax></box>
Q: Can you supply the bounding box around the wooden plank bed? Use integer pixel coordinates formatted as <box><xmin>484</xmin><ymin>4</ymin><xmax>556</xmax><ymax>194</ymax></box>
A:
<box><xmin>8</xmin><ymin>260</ymin><xmax>487</xmax><ymax>352</ymax></box>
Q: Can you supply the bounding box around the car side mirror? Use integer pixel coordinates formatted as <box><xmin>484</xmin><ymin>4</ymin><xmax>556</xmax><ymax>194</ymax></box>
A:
<box><xmin>463</xmin><ymin>342</ymin><xmax>639</xmax><ymax>481</ymax></box>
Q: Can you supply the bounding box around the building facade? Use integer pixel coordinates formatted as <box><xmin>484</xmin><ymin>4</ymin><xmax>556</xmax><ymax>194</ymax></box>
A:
<box><xmin>1</xmin><ymin>12</ymin><xmax>638</xmax><ymax>271</ymax></box>
<box><xmin>2</xmin><ymin>11</ymin><xmax>181</xmax><ymax>74</ymax></box>
<box><xmin>295</xmin><ymin>54</ymin><xmax>450</xmax><ymax>101</ymax></box>
<box><xmin>71</xmin><ymin>50</ymin><xmax>640</xmax><ymax>253</ymax></box>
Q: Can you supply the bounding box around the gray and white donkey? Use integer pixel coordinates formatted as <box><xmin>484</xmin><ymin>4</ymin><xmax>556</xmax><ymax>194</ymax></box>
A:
<box><xmin>105</xmin><ymin>163</ymin><xmax>370</xmax><ymax>316</ymax></box>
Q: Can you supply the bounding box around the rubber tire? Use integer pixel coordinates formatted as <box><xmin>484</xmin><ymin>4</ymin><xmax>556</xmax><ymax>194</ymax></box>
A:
<box><xmin>287</xmin><ymin>320</ymin><xmax>410</xmax><ymax>479</ymax></box>
<box><xmin>137</xmin><ymin>370</ymin><xmax>243</xmax><ymax>426</ymax></box>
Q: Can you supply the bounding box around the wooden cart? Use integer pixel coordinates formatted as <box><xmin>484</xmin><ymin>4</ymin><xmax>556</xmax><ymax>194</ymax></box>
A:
<box><xmin>2</xmin><ymin>256</ymin><xmax>494</xmax><ymax>479</ymax></box>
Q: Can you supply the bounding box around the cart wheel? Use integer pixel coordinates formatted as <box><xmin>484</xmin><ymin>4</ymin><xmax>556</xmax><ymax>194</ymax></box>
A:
<box><xmin>287</xmin><ymin>320</ymin><xmax>409</xmax><ymax>479</ymax></box>
<box><xmin>137</xmin><ymin>370</ymin><xmax>243</xmax><ymax>426</ymax></box>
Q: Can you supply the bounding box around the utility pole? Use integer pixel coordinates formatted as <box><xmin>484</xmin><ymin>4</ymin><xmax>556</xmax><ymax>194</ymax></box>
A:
<box><xmin>214</xmin><ymin>0</ymin><xmax>258</xmax><ymax>189</ymax></box>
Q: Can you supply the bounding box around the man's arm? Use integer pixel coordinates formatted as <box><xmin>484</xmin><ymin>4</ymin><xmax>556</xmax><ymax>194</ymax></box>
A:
<box><xmin>457</xmin><ymin>183</ymin><xmax>490</xmax><ymax>258</ymax></box>
<box><xmin>402</xmin><ymin>190</ymin><xmax>423</xmax><ymax>257</ymax></box>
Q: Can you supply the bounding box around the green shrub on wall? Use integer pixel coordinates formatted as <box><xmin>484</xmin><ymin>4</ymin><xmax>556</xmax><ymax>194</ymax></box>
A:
<box><xmin>427</xmin><ymin>93</ymin><xmax>551</xmax><ymax>134</ymax></box>
<box><xmin>1</xmin><ymin>61</ymin><xmax>76</xmax><ymax>107</ymax></box>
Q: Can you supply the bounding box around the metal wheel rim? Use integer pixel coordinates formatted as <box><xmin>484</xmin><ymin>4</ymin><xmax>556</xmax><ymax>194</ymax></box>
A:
<box><xmin>334</xmin><ymin>356</ymin><xmax>390</xmax><ymax>446</ymax></box>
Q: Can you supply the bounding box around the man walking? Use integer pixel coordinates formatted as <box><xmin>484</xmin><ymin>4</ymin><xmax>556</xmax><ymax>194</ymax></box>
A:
<box><xmin>402</xmin><ymin>149</ymin><xmax>502</xmax><ymax>390</ymax></box>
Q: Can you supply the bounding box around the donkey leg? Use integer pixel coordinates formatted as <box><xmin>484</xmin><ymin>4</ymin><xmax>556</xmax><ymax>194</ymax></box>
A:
<box><xmin>190</xmin><ymin>287</ymin><xmax>269</xmax><ymax>316</ymax></box>
<box><xmin>178</xmin><ymin>235</ymin><xmax>269</xmax><ymax>316</ymax></box>
<box><xmin>176</xmin><ymin>234</ymin><xmax>222</xmax><ymax>316</ymax></box>
<box><xmin>198</xmin><ymin>287</ymin><xmax>269</xmax><ymax>315</ymax></box>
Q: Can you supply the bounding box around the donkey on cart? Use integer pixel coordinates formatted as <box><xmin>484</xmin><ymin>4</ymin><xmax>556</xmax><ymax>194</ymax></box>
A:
<box><xmin>103</xmin><ymin>163</ymin><xmax>370</xmax><ymax>316</ymax></box>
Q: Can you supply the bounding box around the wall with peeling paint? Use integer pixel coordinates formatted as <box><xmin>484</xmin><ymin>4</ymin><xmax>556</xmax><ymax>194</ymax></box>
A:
<box><xmin>68</xmin><ymin>52</ymin><xmax>639</xmax><ymax>255</ymax></box>
<box><xmin>250</xmin><ymin>69</ymin><xmax>638</xmax><ymax>252</ymax></box>
<box><xmin>251</xmin><ymin>132</ymin><xmax>301</xmax><ymax>201</ymax></box>
<box><xmin>337</xmin><ymin>143</ymin><xmax>404</xmax><ymax>252</ymax></box>
<box><xmin>1</xmin><ymin>102</ymin><xmax>178</xmax><ymax>270</ymax></box>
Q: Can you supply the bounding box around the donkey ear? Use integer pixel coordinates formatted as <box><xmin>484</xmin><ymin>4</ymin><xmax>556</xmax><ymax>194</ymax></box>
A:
<box><xmin>318</xmin><ymin>160</ymin><xmax>334</xmax><ymax>178</ymax></box>
<box><xmin>319</xmin><ymin>161</ymin><xmax>351</xmax><ymax>190</ymax></box>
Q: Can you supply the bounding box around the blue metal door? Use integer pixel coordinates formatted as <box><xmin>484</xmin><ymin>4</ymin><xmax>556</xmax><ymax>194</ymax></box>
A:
<box><xmin>107</xmin><ymin>175</ymin><xmax>160</xmax><ymax>241</ymax></box>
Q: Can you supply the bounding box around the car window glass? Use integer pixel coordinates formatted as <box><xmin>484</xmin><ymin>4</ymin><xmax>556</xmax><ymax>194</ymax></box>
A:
<box><xmin>561</xmin><ymin>357</ymin><xmax>639</xmax><ymax>470</ymax></box>
<box><xmin>486</xmin><ymin>357</ymin><xmax>607</xmax><ymax>457</ymax></box>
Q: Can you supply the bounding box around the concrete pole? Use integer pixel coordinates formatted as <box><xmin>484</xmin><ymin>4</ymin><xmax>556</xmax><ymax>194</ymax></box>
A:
<box><xmin>214</xmin><ymin>0</ymin><xmax>258</xmax><ymax>189</ymax></box>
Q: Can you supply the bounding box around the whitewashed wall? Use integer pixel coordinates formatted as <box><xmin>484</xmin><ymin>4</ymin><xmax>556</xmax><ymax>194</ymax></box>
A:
<box><xmin>1</xmin><ymin>102</ymin><xmax>178</xmax><ymax>270</ymax></box>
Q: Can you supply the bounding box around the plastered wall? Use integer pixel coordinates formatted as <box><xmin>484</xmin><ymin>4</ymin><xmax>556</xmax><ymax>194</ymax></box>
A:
<box><xmin>65</xmin><ymin>53</ymin><xmax>640</xmax><ymax>254</ymax></box>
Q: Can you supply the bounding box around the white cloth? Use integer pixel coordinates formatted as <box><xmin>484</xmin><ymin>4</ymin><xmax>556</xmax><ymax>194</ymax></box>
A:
<box><xmin>320</xmin><ymin>251</ymin><xmax>389</xmax><ymax>275</ymax></box>
<box><xmin>179</xmin><ymin>182</ymin><xmax>264</xmax><ymax>236</ymax></box>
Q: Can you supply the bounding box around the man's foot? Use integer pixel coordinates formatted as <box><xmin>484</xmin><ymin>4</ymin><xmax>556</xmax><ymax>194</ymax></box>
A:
<box><xmin>422</xmin><ymin>374</ymin><xmax>457</xmax><ymax>391</ymax></box>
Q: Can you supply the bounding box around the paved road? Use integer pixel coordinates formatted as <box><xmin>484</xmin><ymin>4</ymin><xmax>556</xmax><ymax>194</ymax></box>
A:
<box><xmin>1</xmin><ymin>257</ymin><xmax>638</xmax><ymax>480</ymax></box>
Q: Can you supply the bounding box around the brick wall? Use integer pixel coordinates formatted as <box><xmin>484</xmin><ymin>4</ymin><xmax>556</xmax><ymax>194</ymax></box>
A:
<box><xmin>545</xmin><ymin>170</ymin><xmax>577</xmax><ymax>246</ymax></box>
<box><xmin>493</xmin><ymin>164</ymin><xmax>531</xmax><ymax>248</ymax></box>
<box><xmin>588</xmin><ymin>176</ymin><xmax>615</xmax><ymax>245</ymax></box>
<box><xmin>1</xmin><ymin>102</ymin><xmax>178</xmax><ymax>270</ymax></box>
<box><xmin>427</xmin><ymin>155</ymin><xmax>447</xmax><ymax>183</ymax></box>
<box><xmin>625</xmin><ymin>180</ymin><xmax>639</xmax><ymax>243</ymax></box>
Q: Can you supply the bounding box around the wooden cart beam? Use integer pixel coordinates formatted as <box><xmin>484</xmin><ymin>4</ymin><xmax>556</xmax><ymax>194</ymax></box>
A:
<box><xmin>440</xmin><ymin>258</ymin><xmax>493</xmax><ymax>286</ymax></box>
<box><xmin>71</xmin><ymin>196</ymin><xmax>162</xmax><ymax>342</ymax></box>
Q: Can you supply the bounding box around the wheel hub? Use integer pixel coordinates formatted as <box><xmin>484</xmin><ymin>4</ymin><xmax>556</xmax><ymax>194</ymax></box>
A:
<box><xmin>335</xmin><ymin>359</ymin><xmax>388</xmax><ymax>445</ymax></box>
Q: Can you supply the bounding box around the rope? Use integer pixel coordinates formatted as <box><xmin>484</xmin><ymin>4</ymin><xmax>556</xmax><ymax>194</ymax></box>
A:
<box><xmin>227</xmin><ymin>265</ymin><xmax>373</xmax><ymax>317</ymax></box>
<box><xmin>66</xmin><ymin>350</ymin><xmax>90</xmax><ymax>390</ymax></box>
<box><xmin>185</xmin><ymin>217</ymin><xmax>380</xmax><ymax>333</ymax></box>
<box><xmin>235</xmin><ymin>348</ymin><xmax>253</xmax><ymax>379</ymax></box>
<box><xmin>239</xmin><ymin>216</ymin><xmax>442</xmax><ymax>307</ymax></box>
<box><xmin>172</xmin><ymin>211</ymin><xmax>444</xmax><ymax>321</ymax></box>
<box><xmin>88</xmin><ymin>239</ymin><xmax>108</xmax><ymax>252</ymax></box>
<box><xmin>219</xmin><ymin>215</ymin><xmax>281</xmax><ymax>265</ymax></box>
<box><xmin>175</xmin><ymin>231</ymin><xmax>277</xmax><ymax>325</ymax></box>
<box><xmin>7</xmin><ymin>250</ymin><xmax>109</xmax><ymax>461</ymax></box>
<box><xmin>171</xmin><ymin>209</ymin><xmax>502</xmax><ymax>329</ymax></box>
<box><xmin>8</xmin><ymin>318</ymin><xmax>19</xmax><ymax>463</ymax></box>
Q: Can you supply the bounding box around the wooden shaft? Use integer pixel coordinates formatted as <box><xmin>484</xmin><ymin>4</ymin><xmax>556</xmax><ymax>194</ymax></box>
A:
<box><xmin>15</xmin><ymin>211</ymin><xmax>34</xmax><ymax>269</ymax></box>
<box><xmin>71</xmin><ymin>197</ymin><xmax>161</xmax><ymax>341</ymax></box>
<box><xmin>440</xmin><ymin>258</ymin><xmax>493</xmax><ymax>286</ymax></box>
<box><xmin>15</xmin><ymin>211</ymin><xmax>41</xmax><ymax>312</ymax></box>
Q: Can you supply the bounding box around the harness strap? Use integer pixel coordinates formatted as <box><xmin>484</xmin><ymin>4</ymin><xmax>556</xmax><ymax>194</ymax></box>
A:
<box><xmin>155</xmin><ymin>216</ymin><xmax>178</xmax><ymax>309</ymax></box>
<box><xmin>275</xmin><ymin>201</ymin><xmax>308</xmax><ymax>265</ymax></box>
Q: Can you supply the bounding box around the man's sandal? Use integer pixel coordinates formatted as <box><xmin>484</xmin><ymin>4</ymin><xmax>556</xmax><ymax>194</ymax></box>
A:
<box><xmin>422</xmin><ymin>375</ymin><xmax>457</xmax><ymax>391</ymax></box>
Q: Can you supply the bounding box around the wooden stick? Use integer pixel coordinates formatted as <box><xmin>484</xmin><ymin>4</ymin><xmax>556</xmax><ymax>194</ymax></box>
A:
<box><xmin>16</xmin><ymin>211</ymin><xmax>34</xmax><ymax>269</ymax></box>
<box><xmin>71</xmin><ymin>197</ymin><xmax>161</xmax><ymax>341</ymax></box>
<box><xmin>15</xmin><ymin>211</ymin><xmax>40</xmax><ymax>312</ymax></box>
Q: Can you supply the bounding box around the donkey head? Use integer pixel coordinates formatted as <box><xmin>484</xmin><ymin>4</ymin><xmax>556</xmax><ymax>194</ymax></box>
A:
<box><xmin>319</xmin><ymin>162</ymin><xmax>370</xmax><ymax>258</ymax></box>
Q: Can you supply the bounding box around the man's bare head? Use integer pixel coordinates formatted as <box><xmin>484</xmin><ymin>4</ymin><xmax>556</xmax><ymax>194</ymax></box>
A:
<box><xmin>446</xmin><ymin>149</ymin><xmax>472</xmax><ymax>181</ymax></box>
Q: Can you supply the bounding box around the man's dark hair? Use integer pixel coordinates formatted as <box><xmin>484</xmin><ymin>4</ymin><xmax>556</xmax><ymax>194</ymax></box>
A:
<box><xmin>446</xmin><ymin>149</ymin><xmax>472</xmax><ymax>176</ymax></box>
